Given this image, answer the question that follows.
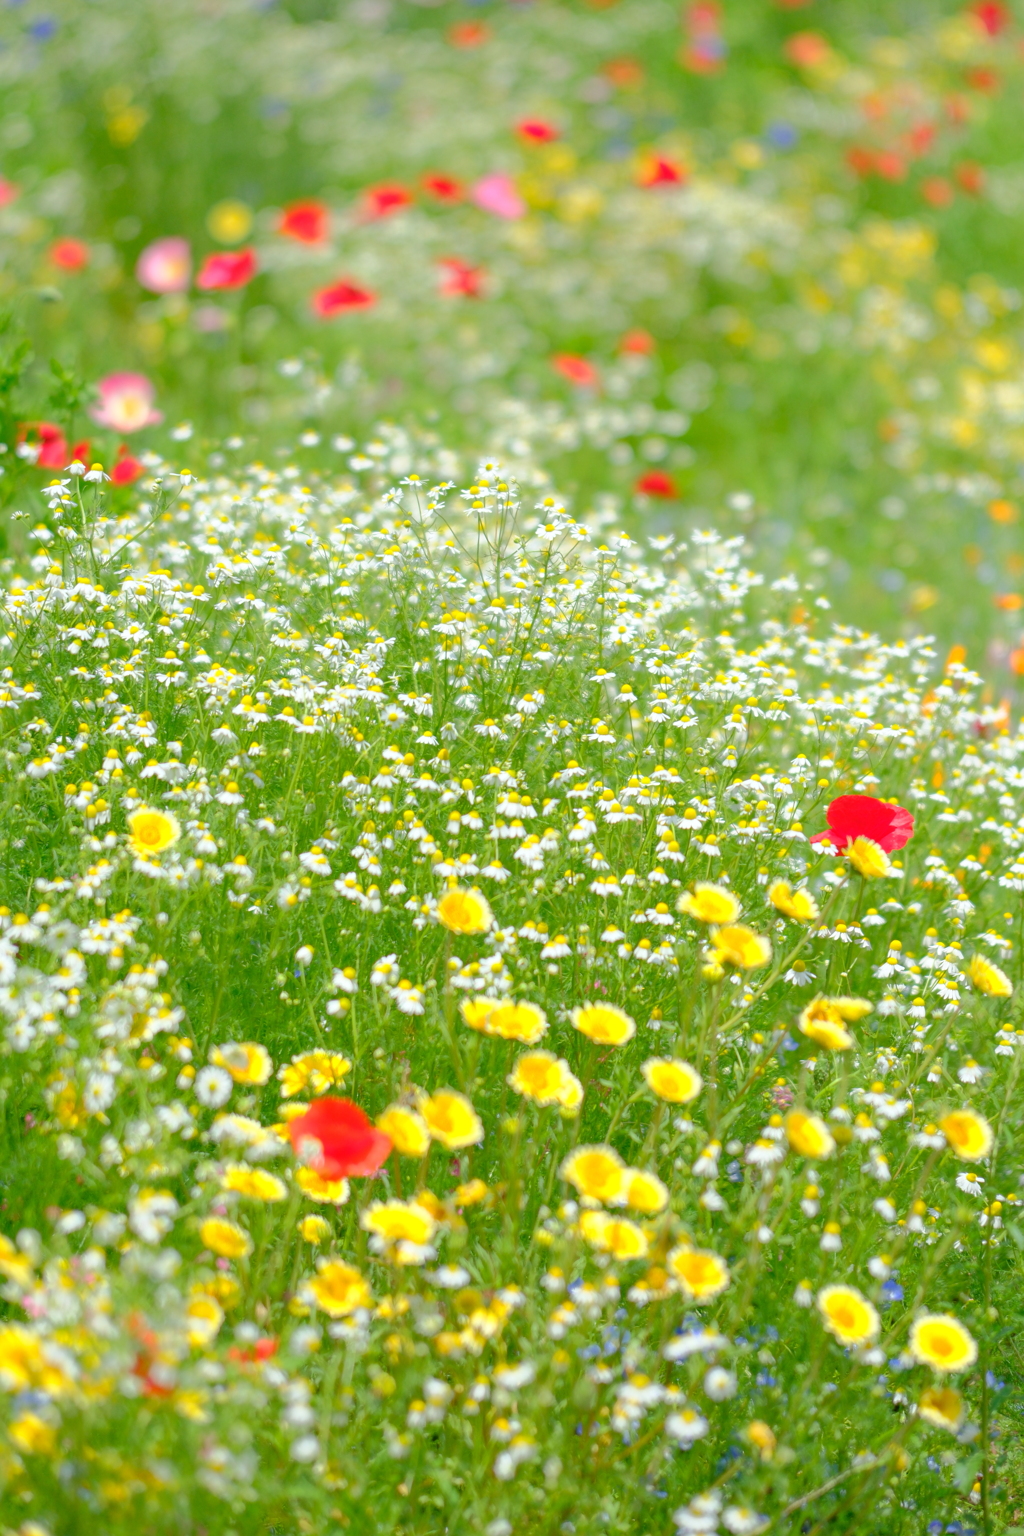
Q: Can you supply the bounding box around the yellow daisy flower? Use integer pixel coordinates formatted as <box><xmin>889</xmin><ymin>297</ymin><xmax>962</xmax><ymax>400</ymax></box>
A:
<box><xmin>967</xmin><ymin>953</ymin><xmax>1012</xmax><ymax>998</ymax></box>
<box><xmin>909</xmin><ymin>1314</ymin><xmax>977</xmax><ymax>1372</ymax></box>
<box><xmin>212</xmin><ymin>1041</ymin><xmax>273</xmax><ymax>1086</ymax></box>
<box><xmin>641</xmin><ymin>1057</ymin><xmax>702</xmax><ymax>1104</ymax></box>
<box><xmin>667</xmin><ymin>1245</ymin><xmax>730</xmax><ymax>1301</ymax></box>
<box><xmin>767</xmin><ymin>880</ymin><xmax>820</xmax><ymax>922</ymax></box>
<box><xmin>784</xmin><ymin>1110</ymin><xmax>835</xmax><ymax>1160</ymax></box>
<box><xmin>417</xmin><ymin>1089</ymin><xmax>484</xmax><ymax>1149</ymax></box>
<box><xmin>677</xmin><ymin>883</ymin><xmax>741</xmax><ymax>924</ymax></box>
<box><xmin>199</xmin><ymin>1217</ymin><xmax>252</xmax><ymax>1260</ymax></box>
<box><xmin>436</xmin><ymin>887</ymin><xmax>493</xmax><ymax>934</ymax></box>
<box><xmin>816</xmin><ymin>1284</ymin><xmax>879</xmax><ymax>1345</ymax></box>
<box><xmin>376</xmin><ymin>1104</ymin><xmax>431</xmax><ymax>1158</ymax></box>
<box><xmin>708</xmin><ymin>924</ymin><xmax>771</xmax><ymax>970</ymax></box>
<box><xmin>571</xmin><ymin>1002</ymin><xmax>636</xmax><ymax>1046</ymax></box>
<box><xmin>844</xmin><ymin>836</ymin><xmax>891</xmax><ymax>879</ymax></box>
<box><xmin>560</xmin><ymin>1145</ymin><xmax>626</xmax><ymax>1204</ymax></box>
<box><xmin>296</xmin><ymin>1166</ymin><xmax>350</xmax><ymax>1204</ymax></box>
<box><xmin>221</xmin><ymin>1165</ymin><xmax>288</xmax><ymax>1203</ymax></box>
<box><xmin>939</xmin><ymin>1108</ymin><xmax>993</xmax><ymax>1162</ymax></box>
<box><xmin>307</xmin><ymin>1259</ymin><xmax>371</xmax><ymax>1317</ymax></box>
<box><xmin>578</xmin><ymin>1210</ymin><xmax>649</xmax><ymax>1260</ymax></box>
<box><xmin>127</xmin><ymin>806</ymin><xmax>181</xmax><ymax>856</ymax></box>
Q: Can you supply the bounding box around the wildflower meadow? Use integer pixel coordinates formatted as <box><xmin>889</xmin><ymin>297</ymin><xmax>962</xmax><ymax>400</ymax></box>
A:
<box><xmin>0</xmin><ymin>3</ymin><xmax>1024</xmax><ymax>1535</ymax></box>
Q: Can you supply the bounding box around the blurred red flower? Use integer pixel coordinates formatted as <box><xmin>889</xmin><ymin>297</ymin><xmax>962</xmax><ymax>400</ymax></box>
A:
<box><xmin>810</xmin><ymin>794</ymin><xmax>914</xmax><ymax>854</ymax></box>
<box><xmin>422</xmin><ymin>173</ymin><xmax>465</xmax><ymax>202</ymax></box>
<box><xmin>921</xmin><ymin>177</ymin><xmax>954</xmax><ymax>208</ymax></box>
<box><xmin>311</xmin><ymin>279</ymin><xmax>377</xmax><ymax>317</ymax></box>
<box><xmin>618</xmin><ymin>328</ymin><xmax>656</xmax><ymax>355</ymax></box>
<box><xmin>448</xmin><ymin>20</ymin><xmax>489</xmax><ymax>47</ymax></box>
<box><xmin>361</xmin><ymin>183</ymin><xmax>413</xmax><ymax>220</ymax></box>
<box><xmin>637</xmin><ymin>155</ymin><xmax>687</xmax><ymax>188</ymax></box>
<box><xmin>551</xmin><ymin>353</ymin><xmax>600</xmax><ymax>388</ymax></box>
<box><xmin>196</xmin><ymin>248</ymin><xmax>257</xmax><ymax>290</ymax></box>
<box><xmin>955</xmin><ymin>161</ymin><xmax>985</xmax><ymax>194</ymax></box>
<box><xmin>784</xmin><ymin>32</ymin><xmax>830</xmax><ymax>68</ymax></box>
<box><xmin>516</xmin><ymin>119</ymin><xmax>559</xmax><ymax>143</ymax></box>
<box><xmin>437</xmin><ymin>257</ymin><xmax>485</xmax><ymax>297</ymax></box>
<box><xmin>602</xmin><ymin>57</ymin><xmax>645</xmax><ymax>88</ymax></box>
<box><xmin>49</xmin><ymin>238</ymin><xmax>89</xmax><ymax>272</ymax></box>
<box><xmin>635</xmin><ymin>470</ymin><xmax>678</xmax><ymax>498</ymax></box>
<box><xmin>111</xmin><ymin>445</ymin><xmax>146</xmax><ymax>486</ymax></box>
<box><xmin>971</xmin><ymin>1</ymin><xmax>1009</xmax><ymax>35</ymax></box>
<box><xmin>279</xmin><ymin>200</ymin><xmax>330</xmax><ymax>244</ymax></box>
<box><xmin>17</xmin><ymin>421</ymin><xmax>80</xmax><ymax>469</ymax></box>
<box><xmin>289</xmin><ymin>1098</ymin><xmax>392</xmax><ymax>1179</ymax></box>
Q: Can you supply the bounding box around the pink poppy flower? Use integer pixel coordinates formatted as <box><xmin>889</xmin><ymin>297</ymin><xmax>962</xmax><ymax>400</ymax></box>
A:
<box><xmin>136</xmin><ymin>237</ymin><xmax>192</xmax><ymax>294</ymax></box>
<box><xmin>196</xmin><ymin>247</ymin><xmax>257</xmax><ymax>291</ymax></box>
<box><xmin>0</xmin><ymin>179</ymin><xmax>19</xmax><ymax>209</ymax></box>
<box><xmin>91</xmin><ymin>374</ymin><xmax>162</xmax><ymax>434</ymax></box>
<box><xmin>472</xmin><ymin>173</ymin><xmax>526</xmax><ymax>220</ymax></box>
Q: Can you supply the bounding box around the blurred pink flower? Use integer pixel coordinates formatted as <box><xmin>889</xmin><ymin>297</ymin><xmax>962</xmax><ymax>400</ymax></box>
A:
<box><xmin>91</xmin><ymin>373</ymin><xmax>162</xmax><ymax>434</ymax></box>
<box><xmin>0</xmin><ymin>179</ymin><xmax>19</xmax><ymax>209</ymax></box>
<box><xmin>471</xmin><ymin>173</ymin><xmax>526</xmax><ymax>220</ymax></box>
<box><xmin>136</xmin><ymin>237</ymin><xmax>191</xmax><ymax>294</ymax></box>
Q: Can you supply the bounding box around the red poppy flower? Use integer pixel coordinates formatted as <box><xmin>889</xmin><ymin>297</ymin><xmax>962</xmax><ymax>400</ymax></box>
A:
<box><xmin>874</xmin><ymin>150</ymin><xmax>907</xmax><ymax>183</ymax></box>
<box><xmin>18</xmin><ymin>421</ymin><xmax>69</xmax><ymax>470</ymax></box>
<box><xmin>637</xmin><ymin>155</ymin><xmax>687</xmax><ymax>188</ymax></box>
<box><xmin>845</xmin><ymin>146</ymin><xmax>876</xmax><ymax>178</ymax></box>
<box><xmin>279</xmin><ymin>199</ymin><xmax>330</xmax><ymax>244</ymax></box>
<box><xmin>955</xmin><ymin>161</ymin><xmax>985</xmax><ymax>195</ymax></box>
<box><xmin>810</xmin><ymin>794</ymin><xmax>914</xmax><ymax>854</ymax></box>
<box><xmin>228</xmin><ymin>1337</ymin><xmax>278</xmax><ymax>1365</ymax></box>
<box><xmin>516</xmin><ymin>118</ymin><xmax>559</xmax><ymax>144</ymax></box>
<box><xmin>618</xmin><ymin>328</ymin><xmax>656</xmax><ymax>355</ymax></box>
<box><xmin>49</xmin><ymin>238</ymin><xmax>89</xmax><ymax>272</ymax></box>
<box><xmin>784</xmin><ymin>31</ymin><xmax>830</xmax><ymax>69</ymax></box>
<box><xmin>196</xmin><ymin>248</ymin><xmax>258</xmax><ymax>290</ymax></box>
<box><xmin>971</xmin><ymin>1</ymin><xmax>1008</xmax><ymax>34</ymax></box>
<box><xmin>360</xmin><ymin>183</ymin><xmax>413</xmax><ymax>220</ymax></box>
<box><xmin>635</xmin><ymin>470</ymin><xmax>678</xmax><ymax>498</ymax></box>
<box><xmin>311</xmin><ymin>279</ymin><xmax>377</xmax><ymax>318</ymax></box>
<box><xmin>966</xmin><ymin>66</ymin><xmax>1001</xmax><ymax>94</ymax></box>
<box><xmin>906</xmin><ymin>122</ymin><xmax>936</xmax><ymax>158</ymax></box>
<box><xmin>422</xmin><ymin>173</ymin><xmax>465</xmax><ymax>203</ymax></box>
<box><xmin>111</xmin><ymin>444</ymin><xmax>145</xmax><ymax>486</ymax></box>
<box><xmin>921</xmin><ymin>176</ymin><xmax>954</xmax><ymax>208</ymax></box>
<box><xmin>551</xmin><ymin>353</ymin><xmax>599</xmax><ymax>389</ymax></box>
<box><xmin>288</xmin><ymin>1097</ymin><xmax>392</xmax><ymax>1179</ymax></box>
<box><xmin>437</xmin><ymin>257</ymin><xmax>485</xmax><ymax>298</ymax></box>
<box><xmin>448</xmin><ymin>20</ymin><xmax>490</xmax><ymax>47</ymax></box>
<box><xmin>602</xmin><ymin>57</ymin><xmax>644</xmax><ymax>89</ymax></box>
